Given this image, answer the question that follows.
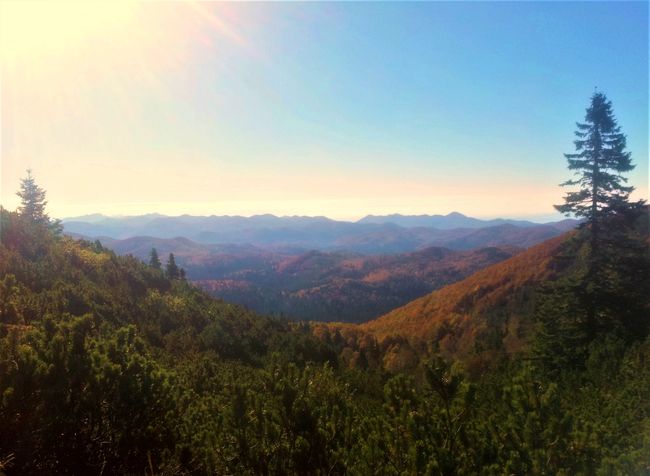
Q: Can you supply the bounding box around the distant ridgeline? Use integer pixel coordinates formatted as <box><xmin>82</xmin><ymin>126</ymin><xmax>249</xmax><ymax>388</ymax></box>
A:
<box><xmin>62</xmin><ymin>212</ymin><xmax>579</xmax><ymax>253</ymax></box>
<box><xmin>1</xmin><ymin>200</ymin><xmax>649</xmax><ymax>474</ymax></box>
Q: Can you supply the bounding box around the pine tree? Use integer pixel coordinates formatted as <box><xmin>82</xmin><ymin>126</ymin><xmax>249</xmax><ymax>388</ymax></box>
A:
<box><xmin>555</xmin><ymin>92</ymin><xmax>636</xmax><ymax>248</ymax></box>
<box><xmin>166</xmin><ymin>253</ymin><xmax>179</xmax><ymax>279</ymax></box>
<box><xmin>149</xmin><ymin>248</ymin><xmax>161</xmax><ymax>270</ymax></box>
<box><xmin>16</xmin><ymin>169</ymin><xmax>49</xmax><ymax>224</ymax></box>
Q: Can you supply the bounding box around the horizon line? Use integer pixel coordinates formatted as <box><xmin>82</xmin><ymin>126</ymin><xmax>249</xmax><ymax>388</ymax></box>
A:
<box><xmin>56</xmin><ymin>210</ymin><xmax>573</xmax><ymax>225</ymax></box>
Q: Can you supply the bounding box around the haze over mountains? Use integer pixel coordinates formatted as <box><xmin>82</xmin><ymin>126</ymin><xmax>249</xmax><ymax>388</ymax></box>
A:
<box><xmin>63</xmin><ymin>212</ymin><xmax>578</xmax><ymax>254</ymax></box>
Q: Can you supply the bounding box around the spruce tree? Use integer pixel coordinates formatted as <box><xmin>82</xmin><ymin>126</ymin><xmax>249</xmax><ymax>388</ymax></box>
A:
<box><xmin>555</xmin><ymin>92</ymin><xmax>635</xmax><ymax>247</ymax></box>
<box><xmin>538</xmin><ymin>92</ymin><xmax>649</xmax><ymax>365</ymax></box>
<box><xmin>556</xmin><ymin>93</ymin><xmax>640</xmax><ymax>330</ymax></box>
<box><xmin>149</xmin><ymin>248</ymin><xmax>161</xmax><ymax>270</ymax></box>
<box><xmin>166</xmin><ymin>253</ymin><xmax>179</xmax><ymax>279</ymax></box>
<box><xmin>16</xmin><ymin>169</ymin><xmax>49</xmax><ymax>224</ymax></box>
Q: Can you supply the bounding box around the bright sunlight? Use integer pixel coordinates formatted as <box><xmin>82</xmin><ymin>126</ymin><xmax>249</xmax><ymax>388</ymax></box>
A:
<box><xmin>0</xmin><ymin>1</ymin><xmax>137</xmax><ymax>65</ymax></box>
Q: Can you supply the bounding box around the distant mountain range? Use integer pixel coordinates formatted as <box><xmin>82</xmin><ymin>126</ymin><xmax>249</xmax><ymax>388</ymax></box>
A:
<box><xmin>65</xmin><ymin>212</ymin><xmax>578</xmax><ymax>322</ymax></box>
<box><xmin>356</xmin><ymin>212</ymin><xmax>539</xmax><ymax>229</ymax></box>
<box><xmin>63</xmin><ymin>212</ymin><xmax>578</xmax><ymax>254</ymax></box>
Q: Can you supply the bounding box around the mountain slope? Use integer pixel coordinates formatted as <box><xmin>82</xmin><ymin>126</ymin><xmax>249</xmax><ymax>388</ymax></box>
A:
<box><xmin>361</xmin><ymin>234</ymin><xmax>569</xmax><ymax>358</ymax></box>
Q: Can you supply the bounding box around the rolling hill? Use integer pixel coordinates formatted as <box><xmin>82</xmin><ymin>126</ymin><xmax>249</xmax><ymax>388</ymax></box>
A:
<box><xmin>361</xmin><ymin>233</ymin><xmax>569</xmax><ymax>359</ymax></box>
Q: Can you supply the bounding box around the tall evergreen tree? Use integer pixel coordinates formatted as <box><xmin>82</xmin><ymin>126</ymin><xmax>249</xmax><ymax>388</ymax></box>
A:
<box><xmin>16</xmin><ymin>169</ymin><xmax>49</xmax><ymax>224</ymax></box>
<box><xmin>166</xmin><ymin>253</ymin><xmax>179</xmax><ymax>279</ymax></box>
<box><xmin>555</xmin><ymin>92</ymin><xmax>635</xmax><ymax>247</ymax></box>
<box><xmin>537</xmin><ymin>92</ymin><xmax>649</xmax><ymax>368</ymax></box>
<box><xmin>149</xmin><ymin>248</ymin><xmax>161</xmax><ymax>270</ymax></box>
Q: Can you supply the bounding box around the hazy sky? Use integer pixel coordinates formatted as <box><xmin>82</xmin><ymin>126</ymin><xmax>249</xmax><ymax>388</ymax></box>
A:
<box><xmin>1</xmin><ymin>1</ymin><xmax>648</xmax><ymax>221</ymax></box>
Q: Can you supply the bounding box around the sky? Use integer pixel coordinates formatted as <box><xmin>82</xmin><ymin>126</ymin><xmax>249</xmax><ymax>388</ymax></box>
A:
<box><xmin>1</xmin><ymin>1</ymin><xmax>648</xmax><ymax>222</ymax></box>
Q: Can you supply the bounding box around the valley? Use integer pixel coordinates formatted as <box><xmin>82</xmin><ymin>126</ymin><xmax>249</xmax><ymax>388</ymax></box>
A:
<box><xmin>63</xmin><ymin>212</ymin><xmax>576</xmax><ymax>322</ymax></box>
<box><xmin>194</xmin><ymin>245</ymin><xmax>519</xmax><ymax>322</ymax></box>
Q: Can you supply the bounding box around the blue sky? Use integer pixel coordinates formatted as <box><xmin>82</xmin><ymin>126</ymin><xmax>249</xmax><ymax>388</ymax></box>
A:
<box><xmin>1</xmin><ymin>1</ymin><xmax>647</xmax><ymax>221</ymax></box>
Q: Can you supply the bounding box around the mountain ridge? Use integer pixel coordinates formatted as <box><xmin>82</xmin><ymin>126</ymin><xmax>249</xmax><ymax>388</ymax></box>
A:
<box><xmin>356</xmin><ymin>211</ymin><xmax>540</xmax><ymax>229</ymax></box>
<box><xmin>63</xmin><ymin>213</ymin><xmax>578</xmax><ymax>254</ymax></box>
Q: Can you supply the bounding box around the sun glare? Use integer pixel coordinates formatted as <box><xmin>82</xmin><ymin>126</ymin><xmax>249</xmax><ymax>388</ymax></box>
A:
<box><xmin>0</xmin><ymin>1</ymin><xmax>137</xmax><ymax>64</ymax></box>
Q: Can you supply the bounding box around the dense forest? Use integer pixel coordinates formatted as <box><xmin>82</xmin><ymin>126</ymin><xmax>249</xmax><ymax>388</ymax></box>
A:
<box><xmin>1</xmin><ymin>93</ymin><xmax>649</xmax><ymax>474</ymax></box>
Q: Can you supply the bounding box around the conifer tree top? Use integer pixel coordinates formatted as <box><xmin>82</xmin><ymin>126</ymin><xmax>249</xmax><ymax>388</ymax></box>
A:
<box><xmin>149</xmin><ymin>247</ymin><xmax>162</xmax><ymax>270</ymax></box>
<box><xmin>555</xmin><ymin>92</ymin><xmax>635</xmax><ymax>222</ymax></box>
<box><xmin>17</xmin><ymin>169</ymin><xmax>50</xmax><ymax>224</ymax></box>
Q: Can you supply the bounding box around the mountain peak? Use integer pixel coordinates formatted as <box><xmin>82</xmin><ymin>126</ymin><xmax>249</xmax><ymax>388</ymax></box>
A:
<box><xmin>61</xmin><ymin>213</ymin><xmax>109</xmax><ymax>223</ymax></box>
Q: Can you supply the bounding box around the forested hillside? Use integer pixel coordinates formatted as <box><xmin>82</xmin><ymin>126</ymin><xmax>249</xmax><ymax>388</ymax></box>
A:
<box><xmin>0</xmin><ymin>208</ymin><xmax>338</xmax><ymax>474</ymax></box>
<box><xmin>362</xmin><ymin>235</ymin><xmax>567</xmax><ymax>360</ymax></box>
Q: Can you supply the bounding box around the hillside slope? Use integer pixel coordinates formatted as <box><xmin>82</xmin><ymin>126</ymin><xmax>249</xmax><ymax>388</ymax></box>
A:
<box><xmin>361</xmin><ymin>234</ymin><xmax>569</xmax><ymax>358</ymax></box>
